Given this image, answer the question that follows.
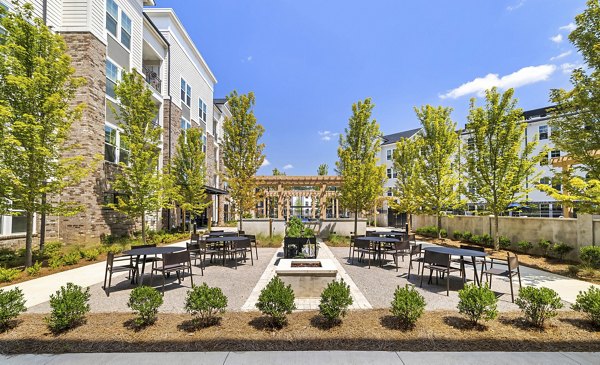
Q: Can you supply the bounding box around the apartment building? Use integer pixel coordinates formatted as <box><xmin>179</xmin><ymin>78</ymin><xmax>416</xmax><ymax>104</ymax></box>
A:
<box><xmin>0</xmin><ymin>1</ymin><xmax>226</xmax><ymax>248</ymax></box>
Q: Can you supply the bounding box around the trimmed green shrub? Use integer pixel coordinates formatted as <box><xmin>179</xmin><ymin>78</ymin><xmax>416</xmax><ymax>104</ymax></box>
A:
<box><xmin>452</xmin><ymin>231</ymin><xmax>463</xmax><ymax>240</ymax></box>
<box><xmin>580</xmin><ymin>246</ymin><xmax>600</xmax><ymax>269</ymax></box>
<box><xmin>185</xmin><ymin>283</ymin><xmax>228</xmax><ymax>327</ymax></box>
<box><xmin>319</xmin><ymin>279</ymin><xmax>353</xmax><ymax>324</ymax></box>
<box><xmin>48</xmin><ymin>254</ymin><xmax>63</xmax><ymax>269</ymax></box>
<box><xmin>390</xmin><ymin>284</ymin><xmax>426</xmax><ymax>328</ymax></box>
<box><xmin>0</xmin><ymin>287</ymin><xmax>26</xmax><ymax>330</ymax></box>
<box><xmin>415</xmin><ymin>226</ymin><xmax>447</xmax><ymax>238</ymax></box>
<box><xmin>256</xmin><ymin>276</ymin><xmax>296</xmax><ymax>327</ymax></box>
<box><xmin>45</xmin><ymin>283</ymin><xmax>91</xmax><ymax>333</ymax></box>
<box><xmin>42</xmin><ymin>241</ymin><xmax>62</xmax><ymax>257</ymax></box>
<box><xmin>62</xmin><ymin>250</ymin><xmax>81</xmax><ymax>266</ymax></box>
<box><xmin>82</xmin><ymin>248</ymin><xmax>100</xmax><ymax>261</ymax></box>
<box><xmin>538</xmin><ymin>239</ymin><xmax>552</xmax><ymax>253</ymax></box>
<box><xmin>0</xmin><ymin>267</ymin><xmax>20</xmax><ymax>283</ymax></box>
<box><xmin>26</xmin><ymin>261</ymin><xmax>42</xmax><ymax>277</ymax></box>
<box><xmin>515</xmin><ymin>286</ymin><xmax>563</xmax><ymax>328</ymax></box>
<box><xmin>457</xmin><ymin>284</ymin><xmax>498</xmax><ymax>326</ymax></box>
<box><xmin>462</xmin><ymin>231</ymin><xmax>473</xmax><ymax>242</ymax></box>
<box><xmin>127</xmin><ymin>286</ymin><xmax>163</xmax><ymax>326</ymax></box>
<box><xmin>572</xmin><ymin>286</ymin><xmax>600</xmax><ymax>327</ymax></box>
<box><xmin>471</xmin><ymin>235</ymin><xmax>483</xmax><ymax>245</ymax></box>
<box><xmin>481</xmin><ymin>234</ymin><xmax>493</xmax><ymax>247</ymax></box>
<box><xmin>517</xmin><ymin>240</ymin><xmax>533</xmax><ymax>252</ymax></box>
<box><xmin>498</xmin><ymin>236</ymin><xmax>512</xmax><ymax>250</ymax></box>
<box><xmin>551</xmin><ymin>242</ymin><xmax>573</xmax><ymax>261</ymax></box>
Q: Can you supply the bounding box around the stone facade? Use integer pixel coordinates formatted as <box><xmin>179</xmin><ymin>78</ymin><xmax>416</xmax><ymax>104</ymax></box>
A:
<box><xmin>161</xmin><ymin>100</ymin><xmax>183</xmax><ymax>230</ymax></box>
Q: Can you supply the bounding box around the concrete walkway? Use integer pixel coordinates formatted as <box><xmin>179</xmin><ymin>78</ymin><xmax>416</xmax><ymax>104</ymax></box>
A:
<box><xmin>1</xmin><ymin>351</ymin><xmax>598</xmax><ymax>364</ymax></box>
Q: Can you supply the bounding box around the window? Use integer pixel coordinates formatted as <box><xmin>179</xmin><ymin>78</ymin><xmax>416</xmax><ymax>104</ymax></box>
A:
<box><xmin>0</xmin><ymin>201</ymin><xmax>30</xmax><ymax>236</ymax></box>
<box><xmin>540</xmin><ymin>152</ymin><xmax>548</xmax><ymax>166</ymax></box>
<box><xmin>199</xmin><ymin>98</ymin><xmax>207</xmax><ymax>123</ymax></box>
<box><xmin>467</xmin><ymin>137</ymin><xmax>475</xmax><ymax>150</ymax></box>
<box><xmin>106</xmin><ymin>0</ymin><xmax>118</xmax><ymax>36</ymax></box>
<box><xmin>392</xmin><ymin>170</ymin><xmax>397</xmax><ymax>179</ymax></box>
<box><xmin>181</xmin><ymin>117</ymin><xmax>191</xmax><ymax>137</ymax></box>
<box><xmin>540</xmin><ymin>177</ymin><xmax>551</xmax><ymax>185</ymax></box>
<box><xmin>386</xmin><ymin>149</ymin><xmax>393</xmax><ymax>160</ymax></box>
<box><xmin>387</xmin><ymin>168</ymin><xmax>392</xmax><ymax>179</ymax></box>
<box><xmin>105</xmin><ymin>59</ymin><xmax>119</xmax><ymax>99</ymax></box>
<box><xmin>105</xmin><ymin>125</ymin><xmax>117</xmax><ymax>163</ymax></box>
<box><xmin>119</xmin><ymin>138</ymin><xmax>129</xmax><ymax>165</ymax></box>
<box><xmin>387</xmin><ymin>188</ymin><xmax>393</xmax><ymax>197</ymax></box>
<box><xmin>120</xmin><ymin>11</ymin><xmax>131</xmax><ymax>49</ymax></box>
<box><xmin>468</xmin><ymin>183</ymin><xmax>476</xmax><ymax>194</ymax></box>
<box><xmin>181</xmin><ymin>78</ymin><xmax>191</xmax><ymax>107</ymax></box>
<box><xmin>202</xmin><ymin>132</ymin><xmax>207</xmax><ymax>153</ymax></box>
<box><xmin>550</xmin><ymin>150</ymin><xmax>560</xmax><ymax>158</ymax></box>
<box><xmin>539</xmin><ymin>125</ymin><xmax>548</xmax><ymax>140</ymax></box>
<box><xmin>0</xmin><ymin>3</ymin><xmax>8</xmax><ymax>37</ymax></box>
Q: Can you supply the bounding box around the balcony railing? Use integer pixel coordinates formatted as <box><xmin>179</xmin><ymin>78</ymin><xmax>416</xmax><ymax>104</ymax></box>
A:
<box><xmin>142</xmin><ymin>65</ymin><xmax>162</xmax><ymax>93</ymax></box>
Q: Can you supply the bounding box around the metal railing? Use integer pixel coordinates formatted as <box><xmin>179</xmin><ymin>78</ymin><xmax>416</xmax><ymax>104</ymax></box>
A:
<box><xmin>142</xmin><ymin>65</ymin><xmax>161</xmax><ymax>93</ymax></box>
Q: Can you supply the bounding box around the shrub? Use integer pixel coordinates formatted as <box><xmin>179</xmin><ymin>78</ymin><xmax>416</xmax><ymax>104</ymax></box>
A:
<box><xmin>256</xmin><ymin>276</ymin><xmax>296</xmax><ymax>327</ymax></box>
<box><xmin>580</xmin><ymin>246</ymin><xmax>600</xmax><ymax>269</ymax></box>
<box><xmin>26</xmin><ymin>261</ymin><xmax>42</xmax><ymax>277</ymax></box>
<box><xmin>471</xmin><ymin>235</ymin><xmax>483</xmax><ymax>245</ymax></box>
<box><xmin>45</xmin><ymin>283</ymin><xmax>91</xmax><ymax>333</ymax></box>
<box><xmin>498</xmin><ymin>236</ymin><xmax>512</xmax><ymax>250</ymax></box>
<box><xmin>127</xmin><ymin>286</ymin><xmax>163</xmax><ymax>327</ymax></box>
<box><xmin>567</xmin><ymin>265</ymin><xmax>580</xmax><ymax>277</ymax></box>
<box><xmin>0</xmin><ymin>267</ymin><xmax>20</xmax><ymax>283</ymax></box>
<box><xmin>517</xmin><ymin>240</ymin><xmax>533</xmax><ymax>252</ymax></box>
<box><xmin>48</xmin><ymin>254</ymin><xmax>63</xmax><ymax>269</ymax></box>
<box><xmin>0</xmin><ymin>287</ymin><xmax>27</xmax><ymax>330</ymax></box>
<box><xmin>184</xmin><ymin>283</ymin><xmax>228</xmax><ymax>327</ymax></box>
<box><xmin>415</xmin><ymin>226</ymin><xmax>446</xmax><ymax>238</ymax></box>
<box><xmin>62</xmin><ymin>250</ymin><xmax>81</xmax><ymax>266</ymax></box>
<box><xmin>452</xmin><ymin>231</ymin><xmax>463</xmax><ymax>240</ymax></box>
<box><xmin>0</xmin><ymin>248</ymin><xmax>17</xmax><ymax>264</ymax></box>
<box><xmin>515</xmin><ymin>286</ymin><xmax>563</xmax><ymax>328</ymax></box>
<box><xmin>551</xmin><ymin>242</ymin><xmax>573</xmax><ymax>261</ymax></box>
<box><xmin>462</xmin><ymin>231</ymin><xmax>473</xmax><ymax>242</ymax></box>
<box><xmin>42</xmin><ymin>241</ymin><xmax>62</xmax><ymax>257</ymax></box>
<box><xmin>481</xmin><ymin>234</ymin><xmax>493</xmax><ymax>247</ymax></box>
<box><xmin>82</xmin><ymin>248</ymin><xmax>100</xmax><ymax>261</ymax></box>
<box><xmin>326</xmin><ymin>233</ymin><xmax>350</xmax><ymax>247</ymax></box>
<box><xmin>457</xmin><ymin>284</ymin><xmax>498</xmax><ymax>326</ymax></box>
<box><xmin>572</xmin><ymin>286</ymin><xmax>600</xmax><ymax>327</ymax></box>
<box><xmin>538</xmin><ymin>239</ymin><xmax>552</xmax><ymax>253</ymax></box>
<box><xmin>319</xmin><ymin>279</ymin><xmax>353</xmax><ymax>324</ymax></box>
<box><xmin>390</xmin><ymin>284</ymin><xmax>426</xmax><ymax>328</ymax></box>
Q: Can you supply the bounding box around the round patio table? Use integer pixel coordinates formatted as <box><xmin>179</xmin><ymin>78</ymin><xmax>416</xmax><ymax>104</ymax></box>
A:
<box><xmin>423</xmin><ymin>246</ymin><xmax>487</xmax><ymax>285</ymax></box>
<box><xmin>208</xmin><ymin>231</ymin><xmax>238</xmax><ymax>237</ymax></box>
<box><xmin>367</xmin><ymin>231</ymin><xmax>406</xmax><ymax>239</ymax></box>
<box><xmin>359</xmin><ymin>236</ymin><xmax>400</xmax><ymax>267</ymax></box>
<box><xmin>206</xmin><ymin>236</ymin><xmax>248</xmax><ymax>266</ymax></box>
<box><xmin>123</xmin><ymin>246</ymin><xmax>185</xmax><ymax>285</ymax></box>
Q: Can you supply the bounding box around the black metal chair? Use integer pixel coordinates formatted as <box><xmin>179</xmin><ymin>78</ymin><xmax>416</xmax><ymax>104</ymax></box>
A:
<box><xmin>186</xmin><ymin>234</ymin><xmax>205</xmax><ymax>276</ymax></box>
<box><xmin>348</xmin><ymin>234</ymin><xmax>365</xmax><ymax>261</ymax></box>
<box><xmin>407</xmin><ymin>233</ymin><xmax>417</xmax><ymax>245</ymax></box>
<box><xmin>351</xmin><ymin>238</ymin><xmax>376</xmax><ymax>268</ymax></box>
<box><xmin>102</xmin><ymin>252</ymin><xmax>139</xmax><ymax>296</ymax></box>
<box><xmin>224</xmin><ymin>237</ymin><xmax>253</xmax><ymax>269</ymax></box>
<box><xmin>420</xmin><ymin>250</ymin><xmax>462</xmax><ymax>296</ymax></box>
<box><xmin>407</xmin><ymin>244</ymin><xmax>424</xmax><ymax>279</ymax></box>
<box><xmin>241</xmin><ymin>234</ymin><xmax>259</xmax><ymax>259</ymax></box>
<box><xmin>481</xmin><ymin>253</ymin><xmax>522</xmax><ymax>302</ymax></box>
<box><xmin>150</xmin><ymin>250</ymin><xmax>194</xmax><ymax>292</ymax></box>
<box><xmin>384</xmin><ymin>239</ymin><xmax>411</xmax><ymax>271</ymax></box>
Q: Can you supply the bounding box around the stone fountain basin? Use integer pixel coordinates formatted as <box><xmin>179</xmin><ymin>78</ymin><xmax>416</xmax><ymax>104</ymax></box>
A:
<box><xmin>276</xmin><ymin>259</ymin><xmax>338</xmax><ymax>298</ymax></box>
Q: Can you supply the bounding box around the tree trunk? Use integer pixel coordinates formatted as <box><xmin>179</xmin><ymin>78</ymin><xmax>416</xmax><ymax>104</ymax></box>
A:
<box><xmin>141</xmin><ymin>213</ymin><xmax>146</xmax><ymax>244</ymax></box>
<box><xmin>437</xmin><ymin>212</ymin><xmax>442</xmax><ymax>239</ymax></box>
<box><xmin>407</xmin><ymin>213</ymin><xmax>412</xmax><ymax>233</ymax></box>
<box><xmin>239</xmin><ymin>201</ymin><xmax>244</xmax><ymax>231</ymax></box>
<box><xmin>354</xmin><ymin>203</ymin><xmax>358</xmax><ymax>237</ymax></box>
<box><xmin>493</xmin><ymin>214</ymin><xmax>499</xmax><ymax>251</ymax></box>
<box><xmin>181</xmin><ymin>209</ymin><xmax>186</xmax><ymax>232</ymax></box>
<box><xmin>25</xmin><ymin>211</ymin><xmax>34</xmax><ymax>267</ymax></box>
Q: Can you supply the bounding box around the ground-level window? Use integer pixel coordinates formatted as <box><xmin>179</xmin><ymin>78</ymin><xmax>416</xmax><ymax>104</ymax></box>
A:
<box><xmin>0</xmin><ymin>210</ymin><xmax>29</xmax><ymax>236</ymax></box>
<box><xmin>104</xmin><ymin>123</ymin><xmax>129</xmax><ymax>164</ymax></box>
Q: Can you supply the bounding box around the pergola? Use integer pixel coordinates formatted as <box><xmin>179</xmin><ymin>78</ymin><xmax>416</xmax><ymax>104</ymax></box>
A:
<box><xmin>254</xmin><ymin>175</ymin><xmax>344</xmax><ymax>220</ymax></box>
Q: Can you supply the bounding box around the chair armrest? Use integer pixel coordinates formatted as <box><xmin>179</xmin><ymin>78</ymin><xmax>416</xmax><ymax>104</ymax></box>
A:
<box><xmin>488</xmin><ymin>257</ymin><xmax>509</xmax><ymax>268</ymax></box>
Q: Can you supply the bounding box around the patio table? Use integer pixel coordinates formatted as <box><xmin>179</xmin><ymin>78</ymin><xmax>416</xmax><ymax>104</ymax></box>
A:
<box><xmin>360</xmin><ymin>236</ymin><xmax>400</xmax><ymax>267</ymax></box>
<box><xmin>123</xmin><ymin>246</ymin><xmax>185</xmax><ymax>285</ymax></box>
<box><xmin>208</xmin><ymin>231</ymin><xmax>238</xmax><ymax>237</ymax></box>
<box><xmin>206</xmin><ymin>236</ymin><xmax>248</xmax><ymax>266</ymax></box>
<box><xmin>423</xmin><ymin>246</ymin><xmax>487</xmax><ymax>286</ymax></box>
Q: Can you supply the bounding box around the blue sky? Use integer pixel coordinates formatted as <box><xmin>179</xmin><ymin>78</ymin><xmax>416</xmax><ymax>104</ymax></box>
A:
<box><xmin>155</xmin><ymin>0</ymin><xmax>586</xmax><ymax>175</ymax></box>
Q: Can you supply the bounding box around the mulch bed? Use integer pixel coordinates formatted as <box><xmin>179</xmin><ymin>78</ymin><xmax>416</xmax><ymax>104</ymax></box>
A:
<box><xmin>1</xmin><ymin>310</ymin><xmax>598</xmax><ymax>354</ymax></box>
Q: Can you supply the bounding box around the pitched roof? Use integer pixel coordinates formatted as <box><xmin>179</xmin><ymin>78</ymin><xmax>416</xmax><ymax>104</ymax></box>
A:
<box><xmin>381</xmin><ymin>128</ymin><xmax>421</xmax><ymax>146</ymax></box>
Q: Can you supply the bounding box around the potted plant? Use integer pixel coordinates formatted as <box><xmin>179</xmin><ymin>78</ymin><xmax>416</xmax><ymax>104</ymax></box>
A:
<box><xmin>284</xmin><ymin>217</ymin><xmax>318</xmax><ymax>258</ymax></box>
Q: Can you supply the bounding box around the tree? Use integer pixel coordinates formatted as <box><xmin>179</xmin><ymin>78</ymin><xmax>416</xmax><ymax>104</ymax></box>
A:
<box><xmin>336</xmin><ymin>98</ymin><xmax>386</xmax><ymax>236</ymax></box>
<box><xmin>317</xmin><ymin>163</ymin><xmax>328</xmax><ymax>175</ymax></box>
<box><xmin>272</xmin><ymin>168</ymin><xmax>285</xmax><ymax>176</ymax></box>
<box><xmin>172</xmin><ymin>127</ymin><xmax>210</xmax><ymax>232</ymax></box>
<box><xmin>542</xmin><ymin>0</ymin><xmax>600</xmax><ymax>213</ymax></box>
<box><xmin>222</xmin><ymin>91</ymin><xmax>265</xmax><ymax>230</ymax></box>
<box><xmin>0</xmin><ymin>3</ymin><xmax>89</xmax><ymax>267</ymax></box>
<box><xmin>108</xmin><ymin>70</ymin><xmax>168</xmax><ymax>244</ymax></box>
<box><xmin>390</xmin><ymin>136</ymin><xmax>422</xmax><ymax>232</ymax></box>
<box><xmin>464</xmin><ymin>87</ymin><xmax>539</xmax><ymax>250</ymax></box>
<box><xmin>414</xmin><ymin>105</ymin><xmax>461</xmax><ymax>238</ymax></box>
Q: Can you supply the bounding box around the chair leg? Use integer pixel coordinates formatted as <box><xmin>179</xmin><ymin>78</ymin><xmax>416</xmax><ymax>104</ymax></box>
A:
<box><xmin>509</xmin><ymin>274</ymin><xmax>515</xmax><ymax>303</ymax></box>
<box><xmin>102</xmin><ymin>268</ymin><xmax>108</xmax><ymax>291</ymax></box>
<box><xmin>408</xmin><ymin>259</ymin><xmax>412</xmax><ymax>278</ymax></box>
<box><xmin>446</xmin><ymin>269</ymin><xmax>450</xmax><ymax>296</ymax></box>
<box><xmin>106</xmin><ymin>271</ymin><xmax>112</xmax><ymax>297</ymax></box>
<box><xmin>255</xmin><ymin>244</ymin><xmax>259</xmax><ymax>260</ymax></box>
<box><xmin>419</xmin><ymin>264</ymin><xmax>425</xmax><ymax>287</ymax></box>
<box><xmin>250</xmin><ymin>249</ymin><xmax>254</xmax><ymax>266</ymax></box>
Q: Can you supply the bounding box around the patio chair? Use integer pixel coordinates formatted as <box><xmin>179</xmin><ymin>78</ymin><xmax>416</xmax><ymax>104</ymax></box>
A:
<box><xmin>420</xmin><ymin>250</ymin><xmax>462</xmax><ymax>296</ymax></box>
<box><xmin>150</xmin><ymin>250</ymin><xmax>194</xmax><ymax>292</ymax></box>
<box><xmin>348</xmin><ymin>234</ymin><xmax>365</xmax><ymax>260</ymax></box>
<box><xmin>241</xmin><ymin>234</ymin><xmax>259</xmax><ymax>259</ymax></box>
<box><xmin>452</xmin><ymin>245</ymin><xmax>486</xmax><ymax>283</ymax></box>
<box><xmin>407</xmin><ymin>233</ymin><xmax>417</xmax><ymax>245</ymax></box>
<box><xmin>224</xmin><ymin>237</ymin><xmax>253</xmax><ymax>269</ymax></box>
<box><xmin>102</xmin><ymin>252</ymin><xmax>139</xmax><ymax>297</ymax></box>
<box><xmin>481</xmin><ymin>253</ymin><xmax>522</xmax><ymax>302</ymax></box>
<box><xmin>384</xmin><ymin>238</ymin><xmax>410</xmax><ymax>271</ymax></box>
<box><xmin>186</xmin><ymin>234</ymin><xmax>205</xmax><ymax>276</ymax></box>
<box><xmin>407</xmin><ymin>244</ymin><xmax>424</xmax><ymax>279</ymax></box>
<box><xmin>351</xmin><ymin>238</ymin><xmax>376</xmax><ymax>268</ymax></box>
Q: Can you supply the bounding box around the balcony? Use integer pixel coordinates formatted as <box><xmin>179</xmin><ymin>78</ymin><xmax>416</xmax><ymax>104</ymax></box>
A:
<box><xmin>142</xmin><ymin>65</ymin><xmax>161</xmax><ymax>94</ymax></box>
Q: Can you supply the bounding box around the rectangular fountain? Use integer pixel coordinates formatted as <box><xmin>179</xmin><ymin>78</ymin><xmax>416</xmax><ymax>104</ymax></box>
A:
<box><xmin>276</xmin><ymin>259</ymin><xmax>338</xmax><ymax>298</ymax></box>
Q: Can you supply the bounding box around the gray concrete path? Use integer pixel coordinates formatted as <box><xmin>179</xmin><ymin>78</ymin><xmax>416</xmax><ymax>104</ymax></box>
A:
<box><xmin>1</xmin><ymin>351</ymin><xmax>598</xmax><ymax>365</ymax></box>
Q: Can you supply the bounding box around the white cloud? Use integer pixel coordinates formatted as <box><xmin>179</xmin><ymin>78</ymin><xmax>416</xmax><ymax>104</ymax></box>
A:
<box><xmin>560</xmin><ymin>62</ymin><xmax>583</xmax><ymax>74</ymax></box>
<box><xmin>247</xmin><ymin>56</ymin><xmax>253</xmax><ymax>61</ymax></box>
<box><xmin>318</xmin><ymin>130</ymin><xmax>339</xmax><ymax>141</ymax></box>
<box><xmin>550</xmin><ymin>34</ymin><xmax>563</xmax><ymax>43</ymax></box>
<box><xmin>440</xmin><ymin>64</ymin><xmax>557</xmax><ymax>99</ymax></box>
<box><xmin>283</xmin><ymin>164</ymin><xmax>293</xmax><ymax>170</ymax></box>
<box><xmin>550</xmin><ymin>50</ymin><xmax>572</xmax><ymax>61</ymax></box>
<box><xmin>507</xmin><ymin>0</ymin><xmax>525</xmax><ymax>11</ymax></box>
<box><xmin>261</xmin><ymin>158</ymin><xmax>270</xmax><ymax>167</ymax></box>
<box><xmin>559</xmin><ymin>23</ymin><xmax>576</xmax><ymax>32</ymax></box>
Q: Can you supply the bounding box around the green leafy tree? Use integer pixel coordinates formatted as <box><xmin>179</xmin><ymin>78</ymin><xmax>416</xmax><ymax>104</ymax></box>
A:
<box><xmin>390</xmin><ymin>136</ymin><xmax>422</xmax><ymax>232</ymax></box>
<box><xmin>108</xmin><ymin>70</ymin><xmax>168</xmax><ymax>243</ymax></box>
<box><xmin>0</xmin><ymin>3</ymin><xmax>89</xmax><ymax>267</ymax></box>
<box><xmin>317</xmin><ymin>163</ymin><xmax>328</xmax><ymax>175</ymax></box>
<box><xmin>272</xmin><ymin>168</ymin><xmax>285</xmax><ymax>176</ymax></box>
<box><xmin>464</xmin><ymin>88</ymin><xmax>539</xmax><ymax>250</ymax></box>
<box><xmin>172</xmin><ymin>128</ymin><xmax>210</xmax><ymax>232</ymax></box>
<box><xmin>542</xmin><ymin>0</ymin><xmax>600</xmax><ymax>213</ymax></box>
<box><xmin>414</xmin><ymin>105</ymin><xmax>461</xmax><ymax>238</ymax></box>
<box><xmin>222</xmin><ymin>91</ymin><xmax>265</xmax><ymax>230</ymax></box>
<box><xmin>336</xmin><ymin>98</ymin><xmax>386</xmax><ymax>235</ymax></box>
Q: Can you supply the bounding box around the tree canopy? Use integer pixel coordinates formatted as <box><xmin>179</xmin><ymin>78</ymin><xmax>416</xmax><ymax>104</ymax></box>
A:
<box><xmin>390</xmin><ymin>136</ymin><xmax>422</xmax><ymax>232</ymax></box>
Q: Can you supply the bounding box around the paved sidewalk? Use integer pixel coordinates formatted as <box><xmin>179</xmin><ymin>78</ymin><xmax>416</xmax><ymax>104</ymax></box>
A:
<box><xmin>1</xmin><ymin>351</ymin><xmax>598</xmax><ymax>364</ymax></box>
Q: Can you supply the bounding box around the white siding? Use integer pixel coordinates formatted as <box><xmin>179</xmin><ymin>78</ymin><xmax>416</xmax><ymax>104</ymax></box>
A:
<box><xmin>28</xmin><ymin>0</ymin><xmax>62</xmax><ymax>29</ymax></box>
<box><xmin>61</xmin><ymin>0</ymin><xmax>104</xmax><ymax>42</ymax></box>
<box><xmin>118</xmin><ymin>0</ymin><xmax>143</xmax><ymax>71</ymax></box>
